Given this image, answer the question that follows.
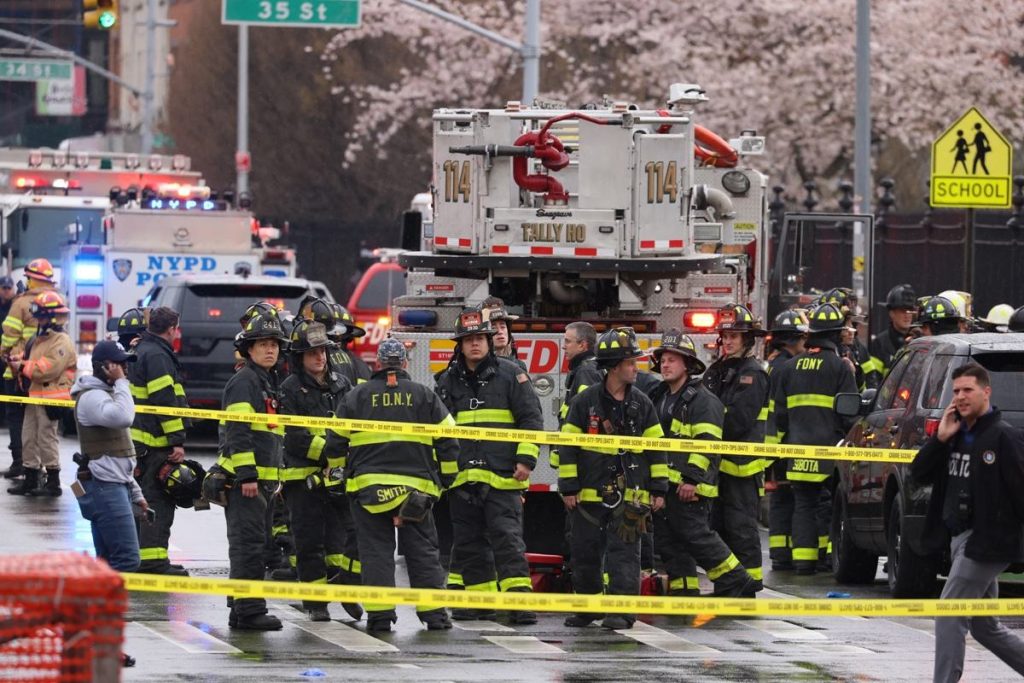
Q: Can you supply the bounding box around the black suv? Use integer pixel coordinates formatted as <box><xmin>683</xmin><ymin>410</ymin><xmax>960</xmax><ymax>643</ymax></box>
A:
<box><xmin>141</xmin><ymin>275</ymin><xmax>332</xmax><ymax>408</ymax></box>
<box><xmin>832</xmin><ymin>333</ymin><xmax>1024</xmax><ymax>597</ymax></box>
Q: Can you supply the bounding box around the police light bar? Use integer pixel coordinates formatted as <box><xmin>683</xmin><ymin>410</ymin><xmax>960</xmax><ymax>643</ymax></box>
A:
<box><xmin>142</xmin><ymin>198</ymin><xmax>226</xmax><ymax>211</ymax></box>
<box><xmin>74</xmin><ymin>259</ymin><xmax>103</xmax><ymax>285</ymax></box>
<box><xmin>157</xmin><ymin>183</ymin><xmax>211</xmax><ymax>200</ymax></box>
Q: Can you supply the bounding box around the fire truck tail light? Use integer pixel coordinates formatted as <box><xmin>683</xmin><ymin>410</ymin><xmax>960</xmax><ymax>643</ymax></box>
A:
<box><xmin>76</xmin><ymin>295</ymin><xmax>101</xmax><ymax>309</ymax></box>
<box><xmin>397</xmin><ymin>310</ymin><xmax>437</xmax><ymax>328</ymax></box>
<box><xmin>377</xmin><ymin>316</ymin><xmax>391</xmax><ymax>327</ymax></box>
<box><xmin>683</xmin><ymin>310</ymin><xmax>718</xmax><ymax>331</ymax></box>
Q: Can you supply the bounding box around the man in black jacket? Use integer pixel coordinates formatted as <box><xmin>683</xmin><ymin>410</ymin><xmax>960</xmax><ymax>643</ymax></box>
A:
<box><xmin>869</xmin><ymin>283</ymin><xmax>916</xmax><ymax>374</ymax></box>
<box><xmin>552</xmin><ymin>321</ymin><xmax>602</xmax><ymax>471</ymax></box>
<box><xmin>910</xmin><ymin>362</ymin><xmax>1024</xmax><ymax>683</ymax></box>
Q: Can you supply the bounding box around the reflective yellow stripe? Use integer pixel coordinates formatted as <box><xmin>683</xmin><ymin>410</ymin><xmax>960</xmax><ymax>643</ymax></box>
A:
<box><xmin>279</xmin><ymin>466</ymin><xmax>319</xmax><ymax>481</ymax></box>
<box><xmin>161</xmin><ymin>418</ymin><xmax>184</xmax><ymax>434</ymax></box>
<box><xmin>719</xmin><ymin>458</ymin><xmax>767</xmax><ymax>477</ymax></box>
<box><xmin>146</xmin><ymin>375</ymin><xmax>175</xmax><ymax>394</ymax></box>
<box><xmin>225</xmin><ymin>402</ymin><xmax>254</xmax><ymax>413</ymax></box>
<box><xmin>578</xmin><ymin>487</ymin><xmax>651</xmax><ymax>505</ymax></box>
<box><xmin>562</xmin><ymin>423</ymin><xmax>583</xmax><ymax>434</ymax></box>
<box><xmin>326</xmin><ymin>455</ymin><xmax>346</xmax><ymax>469</ymax></box>
<box><xmin>818</xmin><ymin>535</ymin><xmax>830</xmax><ymax>549</ymax></box>
<box><xmin>559</xmin><ymin>403</ymin><xmax>569</xmax><ymax>418</ymax></box>
<box><xmin>786</xmin><ymin>394</ymin><xmax>834</xmax><ymax>409</ymax></box>
<box><xmin>451</xmin><ymin>468</ymin><xmax>526</xmax><ymax>491</ymax></box>
<box><xmin>786</xmin><ymin>471</ymin><xmax>829</xmax><ymax>482</ymax></box>
<box><xmin>793</xmin><ymin>548</ymin><xmax>819</xmax><ymax>561</ymax></box>
<box><xmin>232</xmin><ymin>452</ymin><xmax>256</xmax><ymax>468</ymax></box>
<box><xmin>687</xmin><ymin>453</ymin><xmax>710</xmax><ymax>471</ymax></box>
<box><xmin>765</xmin><ymin>434</ymin><xmax>780</xmax><ymax>445</ymax></box>
<box><xmin>130</xmin><ymin>384</ymin><xmax>148</xmax><ymax>399</ymax></box>
<box><xmin>558</xmin><ymin>464</ymin><xmax>578</xmax><ymax>479</ymax></box>
<box><xmin>139</xmin><ymin>547</ymin><xmax>168</xmax><ymax>561</ymax></box>
<box><xmin>649</xmin><ymin>463</ymin><xmax>670</xmax><ymax>479</ymax></box>
<box><xmin>516</xmin><ymin>442</ymin><xmax>539</xmax><ymax>459</ymax></box>
<box><xmin>306</xmin><ymin>435</ymin><xmax>326</xmax><ymax>461</ymax></box>
<box><xmin>349</xmin><ymin>432</ymin><xmax>433</xmax><ymax>447</ymax></box>
<box><xmin>669</xmin><ymin>577</ymin><xmax>686</xmax><ymax>591</ymax></box>
<box><xmin>706</xmin><ymin>553</ymin><xmax>739</xmax><ymax>581</ymax></box>
<box><xmin>455</xmin><ymin>409</ymin><xmax>515</xmax><ymax>425</ymax></box>
<box><xmin>173</xmin><ymin>383</ymin><xmax>186</xmax><ymax>397</ymax></box>
<box><xmin>642</xmin><ymin>424</ymin><xmax>663</xmax><ymax>439</ymax></box>
<box><xmin>346</xmin><ymin>473</ymin><xmax>440</xmax><ymax>497</ymax></box>
<box><xmin>748</xmin><ymin>567</ymin><xmax>763</xmax><ymax>581</ymax></box>
<box><xmin>440</xmin><ymin>460</ymin><xmax>459</xmax><ymax>475</ymax></box>
<box><xmin>361</xmin><ymin>493</ymin><xmax>408</xmax><ymax>513</ymax></box>
<box><xmin>130</xmin><ymin>428</ymin><xmax>169</xmax><ymax>448</ymax></box>
<box><xmin>695</xmin><ymin>482</ymin><xmax>718</xmax><ymax>497</ymax></box>
<box><xmin>769</xmin><ymin>535</ymin><xmax>791</xmax><ymax>549</ymax></box>
<box><xmin>549</xmin><ymin>450</ymin><xmax>561</xmax><ymax>468</ymax></box>
<box><xmin>499</xmin><ymin>577</ymin><xmax>532</xmax><ymax>591</ymax></box>
<box><xmin>690</xmin><ymin>422</ymin><xmax>723</xmax><ymax>439</ymax></box>
<box><xmin>466</xmin><ymin>581</ymin><xmax>498</xmax><ymax>592</ymax></box>
<box><xmin>214</xmin><ymin>458</ymin><xmax>278</xmax><ymax>479</ymax></box>
<box><xmin>446</xmin><ymin>573</ymin><xmax>464</xmax><ymax>587</ymax></box>
<box><xmin>756</xmin><ymin>406</ymin><xmax>769</xmax><ymax>421</ymax></box>
<box><xmin>271</xmin><ymin>525</ymin><xmax>289</xmax><ymax>536</ymax></box>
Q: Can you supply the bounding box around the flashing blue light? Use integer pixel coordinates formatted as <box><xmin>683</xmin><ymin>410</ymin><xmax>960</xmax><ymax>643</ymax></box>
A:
<box><xmin>75</xmin><ymin>261</ymin><xmax>103</xmax><ymax>284</ymax></box>
<box><xmin>262</xmin><ymin>269</ymin><xmax>287</xmax><ymax>277</ymax></box>
<box><xmin>202</xmin><ymin>200</ymin><xmax>215</xmax><ymax>210</ymax></box>
<box><xmin>397</xmin><ymin>310</ymin><xmax>438</xmax><ymax>328</ymax></box>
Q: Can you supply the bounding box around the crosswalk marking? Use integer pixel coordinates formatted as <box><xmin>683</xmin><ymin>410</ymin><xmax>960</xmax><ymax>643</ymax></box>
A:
<box><xmin>131</xmin><ymin>621</ymin><xmax>241</xmax><ymax>654</ymax></box>
<box><xmin>802</xmin><ymin>643</ymin><xmax>874</xmax><ymax>655</ymax></box>
<box><xmin>741</xmin><ymin>619</ymin><xmax>827</xmax><ymax>641</ymax></box>
<box><xmin>287</xmin><ymin>620</ymin><xmax>399</xmax><ymax>653</ymax></box>
<box><xmin>615</xmin><ymin>621</ymin><xmax>720</xmax><ymax>654</ymax></box>
<box><xmin>483</xmin><ymin>635</ymin><xmax>565</xmax><ymax>654</ymax></box>
<box><xmin>452</xmin><ymin>620</ymin><xmax>515</xmax><ymax>632</ymax></box>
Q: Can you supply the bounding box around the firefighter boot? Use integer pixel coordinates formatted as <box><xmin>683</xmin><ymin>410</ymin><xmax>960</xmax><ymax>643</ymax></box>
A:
<box><xmin>506</xmin><ymin>587</ymin><xmax>537</xmax><ymax>625</ymax></box>
<box><xmin>7</xmin><ymin>468</ymin><xmax>38</xmax><ymax>495</ymax></box>
<box><xmin>31</xmin><ymin>468</ymin><xmax>62</xmax><ymax>497</ymax></box>
<box><xmin>3</xmin><ymin>459</ymin><xmax>23</xmax><ymax>479</ymax></box>
<box><xmin>418</xmin><ymin>608</ymin><xmax>453</xmax><ymax>631</ymax></box>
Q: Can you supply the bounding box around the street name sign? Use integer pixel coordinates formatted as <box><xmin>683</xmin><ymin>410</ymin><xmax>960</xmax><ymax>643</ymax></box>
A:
<box><xmin>222</xmin><ymin>0</ymin><xmax>360</xmax><ymax>28</ymax></box>
<box><xmin>0</xmin><ymin>58</ymin><xmax>73</xmax><ymax>83</ymax></box>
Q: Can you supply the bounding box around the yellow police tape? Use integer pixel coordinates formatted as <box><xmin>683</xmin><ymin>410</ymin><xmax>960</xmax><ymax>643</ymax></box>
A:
<box><xmin>0</xmin><ymin>394</ymin><xmax>916</xmax><ymax>464</ymax></box>
<box><xmin>120</xmin><ymin>573</ymin><xmax>1024</xmax><ymax>618</ymax></box>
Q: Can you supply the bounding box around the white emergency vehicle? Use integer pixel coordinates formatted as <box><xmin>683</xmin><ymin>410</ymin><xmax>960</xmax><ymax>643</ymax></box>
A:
<box><xmin>391</xmin><ymin>84</ymin><xmax>772</xmax><ymax>501</ymax></box>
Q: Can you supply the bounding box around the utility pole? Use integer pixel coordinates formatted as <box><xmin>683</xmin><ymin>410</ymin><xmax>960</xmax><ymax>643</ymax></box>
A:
<box><xmin>853</xmin><ymin>0</ymin><xmax>871</xmax><ymax>314</ymax></box>
<box><xmin>236</xmin><ymin>24</ymin><xmax>249</xmax><ymax>195</ymax></box>
<box><xmin>141</xmin><ymin>0</ymin><xmax>157</xmax><ymax>154</ymax></box>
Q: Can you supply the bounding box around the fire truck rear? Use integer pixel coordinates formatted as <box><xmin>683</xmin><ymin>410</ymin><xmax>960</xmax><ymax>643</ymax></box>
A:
<box><xmin>391</xmin><ymin>84</ymin><xmax>771</xmax><ymax>551</ymax></box>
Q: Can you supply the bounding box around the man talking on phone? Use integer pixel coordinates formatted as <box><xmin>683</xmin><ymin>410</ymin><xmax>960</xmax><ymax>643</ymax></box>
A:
<box><xmin>910</xmin><ymin>362</ymin><xmax>1024</xmax><ymax>682</ymax></box>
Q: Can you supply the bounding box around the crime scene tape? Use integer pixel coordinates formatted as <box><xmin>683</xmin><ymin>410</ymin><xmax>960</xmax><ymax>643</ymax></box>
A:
<box><xmin>120</xmin><ymin>573</ymin><xmax>1024</xmax><ymax>618</ymax></box>
<box><xmin>0</xmin><ymin>394</ymin><xmax>916</xmax><ymax>464</ymax></box>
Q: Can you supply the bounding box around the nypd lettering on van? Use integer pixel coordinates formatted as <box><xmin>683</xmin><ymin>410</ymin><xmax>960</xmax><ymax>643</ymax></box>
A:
<box><xmin>111</xmin><ymin>254</ymin><xmax>258</xmax><ymax>287</ymax></box>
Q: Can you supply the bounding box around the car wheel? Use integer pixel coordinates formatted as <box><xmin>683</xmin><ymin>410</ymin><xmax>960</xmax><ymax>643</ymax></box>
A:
<box><xmin>886</xmin><ymin>494</ymin><xmax>939</xmax><ymax>597</ymax></box>
<box><xmin>831</xmin><ymin>493</ymin><xmax>878</xmax><ymax>584</ymax></box>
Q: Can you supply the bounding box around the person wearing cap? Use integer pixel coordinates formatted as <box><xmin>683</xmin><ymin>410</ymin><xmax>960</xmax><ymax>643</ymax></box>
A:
<box><xmin>70</xmin><ymin>340</ymin><xmax>146</xmax><ymax>669</ymax></box>
<box><xmin>7</xmin><ymin>291</ymin><xmax>76</xmax><ymax>497</ymax></box>
<box><xmin>870</xmin><ymin>283</ymin><xmax>917</xmax><ymax>376</ymax></box>
<box><xmin>434</xmin><ymin>308</ymin><xmax>544</xmax><ymax>625</ymax></box>
<box><xmin>770</xmin><ymin>303</ymin><xmax>858</xmax><ymax>575</ymax></box>
<box><xmin>646</xmin><ymin>329</ymin><xmax>754</xmax><ymax>597</ymax></box>
<box><xmin>212</xmin><ymin>306</ymin><xmax>289</xmax><ymax>631</ymax></box>
<box><xmin>279</xmin><ymin>319</ymin><xmax>362</xmax><ymax>623</ymax></box>
<box><xmin>481</xmin><ymin>297</ymin><xmax>527</xmax><ymax>371</ymax></box>
<box><xmin>332</xmin><ymin>336</ymin><xmax>460</xmax><ymax>633</ymax></box>
<box><xmin>1</xmin><ymin>259</ymin><xmax>58</xmax><ymax>480</ymax></box>
<box><xmin>559</xmin><ymin>327</ymin><xmax>668</xmax><ymax>629</ymax></box>
<box><xmin>126</xmin><ymin>306</ymin><xmax>190</xmax><ymax>575</ymax></box>
<box><xmin>702</xmin><ymin>303</ymin><xmax>770</xmax><ymax>594</ymax></box>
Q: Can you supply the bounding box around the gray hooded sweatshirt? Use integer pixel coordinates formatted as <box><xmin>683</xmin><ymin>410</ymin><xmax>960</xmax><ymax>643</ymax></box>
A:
<box><xmin>71</xmin><ymin>375</ymin><xmax>144</xmax><ymax>504</ymax></box>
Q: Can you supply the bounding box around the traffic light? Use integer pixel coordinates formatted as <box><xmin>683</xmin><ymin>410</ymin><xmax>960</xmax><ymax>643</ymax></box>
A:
<box><xmin>83</xmin><ymin>0</ymin><xmax>118</xmax><ymax>30</ymax></box>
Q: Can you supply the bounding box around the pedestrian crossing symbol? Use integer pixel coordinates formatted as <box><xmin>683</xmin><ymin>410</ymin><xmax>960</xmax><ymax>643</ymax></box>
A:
<box><xmin>930</xmin><ymin>108</ymin><xmax>1012</xmax><ymax>209</ymax></box>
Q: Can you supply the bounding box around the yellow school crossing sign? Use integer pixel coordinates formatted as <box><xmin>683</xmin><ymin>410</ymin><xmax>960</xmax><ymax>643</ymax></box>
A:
<box><xmin>931</xmin><ymin>108</ymin><xmax>1012</xmax><ymax>209</ymax></box>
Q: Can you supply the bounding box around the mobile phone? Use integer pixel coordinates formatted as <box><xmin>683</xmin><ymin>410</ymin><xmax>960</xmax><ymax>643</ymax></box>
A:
<box><xmin>144</xmin><ymin>508</ymin><xmax>156</xmax><ymax>523</ymax></box>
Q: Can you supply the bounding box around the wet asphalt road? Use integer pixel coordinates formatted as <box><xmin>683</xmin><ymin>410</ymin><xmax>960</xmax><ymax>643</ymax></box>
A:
<box><xmin>2</xmin><ymin>436</ymin><xmax>1023</xmax><ymax>682</ymax></box>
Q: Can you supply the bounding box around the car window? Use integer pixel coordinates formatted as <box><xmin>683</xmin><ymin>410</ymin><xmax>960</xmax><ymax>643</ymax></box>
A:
<box><xmin>181</xmin><ymin>284</ymin><xmax>311</xmax><ymax>322</ymax></box>
<box><xmin>972</xmin><ymin>352</ymin><xmax>1024</xmax><ymax>414</ymax></box>
<box><xmin>891</xmin><ymin>350</ymin><xmax>928</xmax><ymax>412</ymax></box>
<box><xmin>920</xmin><ymin>355</ymin><xmax>953</xmax><ymax>410</ymax></box>
<box><xmin>354</xmin><ymin>269</ymin><xmax>405</xmax><ymax>311</ymax></box>
<box><xmin>875</xmin><ymin>349</ymin><xmax>912</xmax><ymax>410</ymax></box>
<box><xmin>141</xmin><ymin>286</ymin><xmax>162</xmax><ymax>307</ymax></box>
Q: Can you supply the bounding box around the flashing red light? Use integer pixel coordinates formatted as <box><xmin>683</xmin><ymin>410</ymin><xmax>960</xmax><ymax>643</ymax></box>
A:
<box><xmin>683</xmin><ymin>310</ymin><xmax>718</xmax><ymax>331</ymax></box>
<box><xmin>15</xmin><ymin>177</ymin><xmax>39</xmax><ymax>189</ymax></box>
<box><xmin>76</xmin><ymin>295</ymin><xmax>101</xmax><ymax>309</ymax></box>
<box><xmin>924</xmin><ymin>417</ymin><xmax>940</xmax><ymax>437</ymax></box>
<box><xmin>172</xmin><ymin>327</ymin><xmax>182</xmax><ymax>353</ymax></box>
<box><xmin>208</xmin><ymin>308</ymin><xmax>222</xmax><ymax>318</ymax></box>
<box><xmin>898</xmin><ymin>388</ymin><xmax>911</xmax><ymax>404</ymax></box>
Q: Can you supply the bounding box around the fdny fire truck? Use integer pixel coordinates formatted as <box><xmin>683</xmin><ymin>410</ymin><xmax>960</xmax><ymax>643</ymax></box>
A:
<box><xmin>390</xmin><ymin>84</ymin><xmax>772</xmax><ymax>520</ymax></box>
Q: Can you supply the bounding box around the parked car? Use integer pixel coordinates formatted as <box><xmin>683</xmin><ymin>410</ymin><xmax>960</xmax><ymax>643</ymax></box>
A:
<box><xmin>831</xmin><ymin>333</ymin><xmax>1024</xmax><ymax>597</ymax></box>
<box><xmin>141</xmin><ymin>274</ymin><xmax>332</xmax><ymax>408</ymax></box>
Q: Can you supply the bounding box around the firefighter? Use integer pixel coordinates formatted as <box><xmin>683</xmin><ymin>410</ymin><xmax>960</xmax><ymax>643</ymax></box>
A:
<box><xmin>333</xmin><ymin>337</ymin><xmax>459</xmax><ymax>633</ymax></box>
<box><xmin>771</xmin><ymin>303</ymin><xmax>858</xmax><ymax>575</ymax></box>
<box><xmin>215</xmin><ymin>307</ymin><xmax>288</xmax><ymax>631</ymax></box>
<box><xmin>820</xmin><ymin>288</ymin><xmax>879</xmax><ymax>389</ymax></box>
<box><xmin>977</xmin><ymin>303</ymin><xmax>1014</xmax><ymax>333</ymax></box>
<box><xmin>559</xmin><ymin>327</ymin><xmax>668</xmax><ymax>629</ymax></box>
<box><xmin>126</xmin><ymin>307</ymin><xmax>190</xmax><ymax>575</ymax></box>
<box><xmin>481</xmin><ymin>298</ymin><xmax>526</xmax><ymax>371</ymax></box>
<box><xmin>298</xmin><ymin>297</ymin><xmax>359</xmax><ymax>384</ymax></box>
<box><xmin>552</xmin><ymin>321</ymin><xmax>603</xmax><ymax>470</ymax></box>
<box><xmin>702</xmin><ymin>304</ymin><xmax>770</xmax><ymax>593</ymax></box>
<box><xmin>764</xmin><ymin>309</ymin><xmax>807</xmax><ymax>571</ymax></box>
<box><xmin>329</xmin><ymin>303</ymin><xmax>372</xmax><ymax>383</ymax></box>
<box><xmin>115</xmin><ymin>307</ymin><xmax>149</xmax><ymax>350</ymax></box>
<box><xmin>1</xmin><ymin>258</ymin><xmax>58</xmax><ymax>480</ymax></box>
<box><xmin>6</xmin><ymin>291</ymin><xmax>76</xmax><ymax>497</ymax></box>
<box><xmin>918</xmin><ymin>296</ymin><xmax>964</xmax><ymax>337</ymax></box>
<box><xmin>434</xmin><ymin>308</ymin><xmax>543</xmax><ymax>624</ymax></box>
<box><xmin>647</xmin><ymin>329</ymin><xmax>753</xmax><ymax>597</ymax></box>
<box><xmin>869</xmin><ymin>283</ymin><xmax>917</xmax><ymax>374</ymax></box>
<box><xmin>279</xmin><ymin>319</ymin><xmax>362</xmax><ymax>622</ymax></box>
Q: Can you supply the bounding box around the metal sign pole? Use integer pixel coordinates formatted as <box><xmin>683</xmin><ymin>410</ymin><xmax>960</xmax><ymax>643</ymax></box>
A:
<box><xmin>236</xmin><ymin>24</ymin><xmax>249</xmax><ymax>194</ymax></box>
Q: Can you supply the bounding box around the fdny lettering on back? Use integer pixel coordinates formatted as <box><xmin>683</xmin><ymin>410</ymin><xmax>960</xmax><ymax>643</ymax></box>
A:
<box><xmin>371</xmin><ymin>392</ymin><xmax>414</xmax><ymax>408</ymax></box>
<box><xmin>794</xmin><ymin>357</ymin><xmax>824</xmax><ymax>371</ymax></box>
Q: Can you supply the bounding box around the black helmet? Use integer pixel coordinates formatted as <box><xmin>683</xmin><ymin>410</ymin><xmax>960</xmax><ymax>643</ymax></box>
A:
<box><xmin>289</xmin><ymin>319</ymin><xmax>331</xmax><ymax>353</ymax></box>
<box><xmin>885</xmin><ymin>283</ymin><xmax>917</xmax><ymax>310</ymax></box>
<box><xmin>116</xmin><ymin>307</ymin><xmax>148</xmax><ymax>336</ymax></box>
<box><xmin>377</xmin><ymin>336</ymin><xmax>407</xmax><ymax>368</ymax></box>
<box><xmin>330</xmin><ymin>302</ymin><xmax>365</xmax><ymax>339</ymax></box>
<box><xmin>716</xmin><ymin>304</ymin><xmax>766</xmax><ymax>335</ymax></box>
<box><xmin>818</xmin><ymin>287</ymin><xmax>855</xmax><ymax>313</ymax></box>
<box><xmin>239</xmin><ymin>301</ymin><xmax>279</xmax><ymax>328</ymax></box>
<box><xmin>806</xmin><ymin>303</ymin><xmax>847</xmax><ymax>333</ymax></box>
<box><xmin>235</xmin><ymin>308</ymin><xmax>288</xmax><ymax>350</ymax></box>
<box><xmin>919</xmin><ymin>296</ymin><xmax>962</xmax><ymax>324</ymax></box>
<box><xmin>1009</xmin><ymin>305</ymin><xmax>1024</xmax><ymax>333</ymax></box>
<box><xmin>770</xmin><ymin>309</ymin><xmax>809</xmax><ymax>335</ymax></box>
<box><xmin>595</xmin><ymin>327</ymin><xmax>646</xmax><ymax>368</ymax></box>
<box><xmin>298</xmin><ymin>296</ymin><xmax>334</xmax><ymax>327</ymax></box>
<box><xmin>652</xmin><ymin>328</ymin><xmax>705</xmax><ymax>375</ymax></box>
<box><xmin>451</xmin><ymin>308</ymin><xmax>495</xmax><ymax>341</ymax></box>
<box><xmin>159</xmin><ymin>460</ymin><xmax>206</xmax><ymax>509</ymax></box>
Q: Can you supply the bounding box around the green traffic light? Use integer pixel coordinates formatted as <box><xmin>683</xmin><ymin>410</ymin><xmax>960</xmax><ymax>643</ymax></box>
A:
<box><xmin>98</xmin><ymin>10</ymin><xmax>117</xmax><ymax>29</ymax></box>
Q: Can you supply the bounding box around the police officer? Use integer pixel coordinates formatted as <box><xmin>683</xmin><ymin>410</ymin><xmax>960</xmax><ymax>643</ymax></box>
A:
<box><xmin>918</xmin><ymin>296</ymin><xmax>964</xmax><ymax>337</ymax></box>
<box><xmin>481</xmin><ymin>298</ymin><xmax>526</xmax><ymax>371</ymax></box>
<box><xmin>764</xmin><ymin>309</ymin><xmax>807</xmax><ymax>571</ymax></box>
<box><xmin>1</xmin><ymin>258</ymin><xmax>58</xmax><ymax>480</ymax></box>
<box><xmin>559</xmin><ymin>327</ymin><xmax>667</xmax><ymax>629</ymax></box>
<box><xmin>215</xmin><ymin>307</ymin><xmax>288</xmax><ymax>630</ymax></box>
<box><xmin>279</xmin><ymin>319</ymin><xmax>362</xmax><ymax>622</ymax></box>
<box><xmin>703</xmin><ymin>304</ymin><xmax>770</xmax><ymax>593</ymax></box>
<box><xmin>128</xmin><ymin>307</ymin><xmax>190</xmax><ymax>576</ymax></box>
<box><xmin>870</xmin><ymin>283</ymin><xmax>917</xmax><ymax>374</ymax></box>
<box><xmin>647</xmin><ymin>329</ymin><xmax>753</xmax><ymax>597</ymax></box>
<box><xmin>115</xmin><ymin>307</ymin><xmax>148</xmax><ymax>350</ymax></box>
<box><xmin>330</xmin><ymin>303</ymin><xmax>372</xmax><ymax>383</ymax></box>
<box><xmin>771</xmin><ymin>303</ymin><xmax>858</xmax><ymax>575</ymax></box>
<box><xmin>334</xmin><ymin>337</ymin><xmax>459</xmax><ymax>633</ymax></box>
<box><xmin>552</xmin><ymin>321</ymin><xmax>602</xmax><ymax>471</ymax></box>
<box><xmin>434</xmin><ymin>308</ymin><xmax>543</xmax><ymax>624</ymax></box>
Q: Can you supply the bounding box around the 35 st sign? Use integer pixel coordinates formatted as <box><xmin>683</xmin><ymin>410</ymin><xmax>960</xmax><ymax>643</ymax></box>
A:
<box><xmin>222</xmin><ymin>0</ymin><xmax>360</xmax><ymax>28</ymax></box>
